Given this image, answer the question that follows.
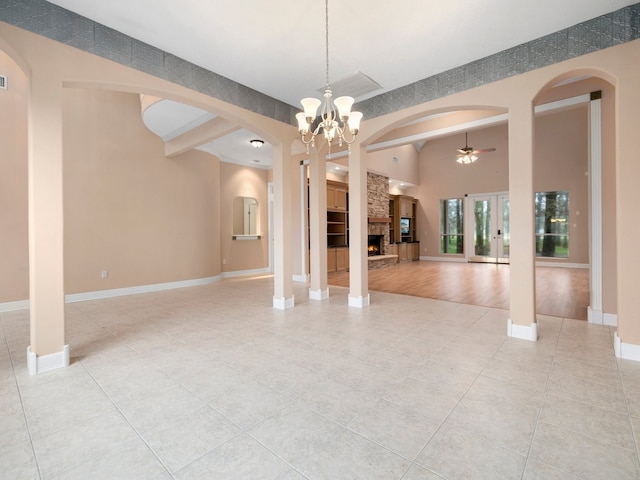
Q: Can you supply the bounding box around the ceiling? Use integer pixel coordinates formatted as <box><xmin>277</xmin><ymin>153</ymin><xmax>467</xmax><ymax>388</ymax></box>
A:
<box><xmin>48</xmin><ymin>0</ymin><xmax>635</xmax><ymax>172</ymax></box>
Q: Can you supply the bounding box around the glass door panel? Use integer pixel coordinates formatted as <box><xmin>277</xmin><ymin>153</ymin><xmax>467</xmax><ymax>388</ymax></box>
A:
<box><xmin>473</xmin><ymin>198</ymin><xmax>493</xmax><ymax>257</ymax></box>
<box><xmin>467</xmin><ymin>193</ymin><xmax>509</xmax><ymax>263</ymax></box>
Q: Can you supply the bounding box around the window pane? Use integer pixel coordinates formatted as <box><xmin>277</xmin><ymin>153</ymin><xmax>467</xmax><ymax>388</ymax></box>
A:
<box><xmin>535</xmin><ymin>191</ymin><xmax>569</xmax><ymax>258</ymax></box>
<box><xmin>440</xmin><ymin>198</ymin><xmax>464</xmax><ymax>254</ymax></box>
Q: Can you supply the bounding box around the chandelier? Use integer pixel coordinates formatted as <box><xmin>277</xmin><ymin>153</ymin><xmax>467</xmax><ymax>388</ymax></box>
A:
<box><xmin>296</xmin><ymin>0</ymin><xmax>363</xmax><ymax>153</ymax></box>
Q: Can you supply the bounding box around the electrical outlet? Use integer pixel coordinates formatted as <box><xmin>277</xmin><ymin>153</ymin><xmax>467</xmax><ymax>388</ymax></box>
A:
<box><xmin>101</xmin><ymin>270</ymin><xmax>108</xmax><ymax>279</ymax></box>
<box><xmin>222</xmin><ymin>258</ymin><xmax>227</xmax><ymax>265</ymax></box>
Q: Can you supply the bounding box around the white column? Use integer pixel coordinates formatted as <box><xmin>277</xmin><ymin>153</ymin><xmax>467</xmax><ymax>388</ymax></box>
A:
<box><xmin>308</xmin><ymin>148</ymin><xmax>329</xmax><ymax>300</ymax></box>
<box><xmin>587</xmin><ymin>93</ymin><xmax>605</xmax><ymax>324</ymax></box>
<box><xmin>348</xmin><ymin>143</ymin><xmax>370</xmax><ymax>307</ymax></box>
<box><xmin>272</xmin><ymin>142</ymin><xmax>294</xmax><ymax>309</ymax></box>
<box><xmin>27</xmin><ymin>72</ymin><xmax>68</xmax><ymax>374</ymax></box>
<box><xmin>507</xmin><ymin>100</ymin><xmax>537</xmax><ymax>341</ymax></box>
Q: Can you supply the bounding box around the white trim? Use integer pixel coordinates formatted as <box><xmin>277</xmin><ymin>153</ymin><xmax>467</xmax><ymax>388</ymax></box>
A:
<box><xmin>348</xmin><ymin>294</ymin><xmax>370</xmax><ymax>308</ymax></box>
<box><xmin>420</xmin><ymin>256</ymin><xmax>466</xmax><ymax>263</ymax></box>
<box><xmin>309</xmin><ymin>288</ymin><xmax>329</xmax><ymax>300</ymax></box>
<box><xmin>603</xmin><ymin>313</ymin><xmax>617</xmax><ymax>327</ymax></box>
<box><xmin>232</xmin><ymin>235</ymin><xmax>260</xmax><ymax>240</ymax></box>
<box><xmin>507</xmin><ymin>319</ymin><xmax>538</xmax><ymax>341</ymax></box>
<box><xmin>268</xmin><ymin>181</ymin><xmax>274</xmax><ymax>274</ymax></box>
<box><xmin>27</xmin><ymin>344</ymin><xmax>70</xmax><ymax>375</ymax></box>
<box><xmin>327</xmin><ymin>94</ymin><xmax>592</xmax><ymax>161</ymax></box>
<box><xmin>367</xmin><ymin>114</ymin><xmax>511</xmax><ymax>153</ymax></box>
<box><xmin>65</xmin><ymin>275</ymin><xmax>221</xmax><ymax>303</ymax></box>
<box><xmin>589</xmin><ymin>96</ymin><xmax>603</xmax><ymax>318</ymax></box>
<box><xmin>588</xmin><ymin>307</ymin><xmax>615</xmax><ymax>326</ymax></box>
<box><xmin>300</xmin><ymin>163</ymin><xmax>309</xmax><ymax>280</ymax></box>
<box><xmin>292</xmin><ymin>274</ymin><xmax>310</xmax><ymax>282</ymax></box>
<box><xmin>221</xmin><ymin>267</ymin><xmax>270</xmax><ymax>279</ymax></box>
<box><xmin>273</xmin><ymin>295</ymin><xmax>294</xmax><ymax>310</ymax></box>
<box><xmin>614</xmin><ymin>332</ymin><xmax>640</xmax><ymax>362</ymax></box>
<box><xmin>0</xmin><ymin>299</ymin><xmax>30</xmax><ymax>313</ymax></box>
<box><xmin>588</xmin><ymin>306</ymin><xmax>604</xmax><ymax>324</ymax></box>
<box><xmin>535</xmin><ymin>261</ymin><xmax>589</xmax><ymax>269</ymax></box>
<box><xmin>534</xmin><ymin>93</ymin><xmax>591</xmax><ymax>114</ymax></box>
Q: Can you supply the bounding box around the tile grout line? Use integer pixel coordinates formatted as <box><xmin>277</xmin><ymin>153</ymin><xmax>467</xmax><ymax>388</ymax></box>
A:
<box><xmin>617</xmin><ymin>357</ymin><xmax>640</xmax><ymax>472</ymax></box>
<box><xmin>77</xmin><ymin>355</ymin><xmax>178</xmax><ymax>479</ymax></box>
<box><xmin>517</xmin><ymin>316</ymin><xmax>563</xmax><ymax>480</ymax></box>
<box><xmin>0</xmin><ymin>315</ymin><xmax>44</xmax><ymax>480</ymax></box>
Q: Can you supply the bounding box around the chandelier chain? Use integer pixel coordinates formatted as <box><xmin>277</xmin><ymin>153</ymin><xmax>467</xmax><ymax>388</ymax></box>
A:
<box><xmin>325</xmin><ymin>0</ymin><xmax>330</xmax><ymax>89</ymax></box>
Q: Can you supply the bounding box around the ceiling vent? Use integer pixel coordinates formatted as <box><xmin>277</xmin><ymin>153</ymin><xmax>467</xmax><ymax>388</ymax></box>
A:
<box><xmin>317</xmin><ymin>71</ymin><xmax>381</xmax><ymax>99</ymax></box>
<box><xmin>0</xmin><ymin>75</ymin><xmax>6</xmax><ymax>90</ymax></box>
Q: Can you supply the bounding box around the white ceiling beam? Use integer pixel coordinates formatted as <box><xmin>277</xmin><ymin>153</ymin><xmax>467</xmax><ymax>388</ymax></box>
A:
<box><xmin>165</xmin><ymin>117</ymin><xmax>241</xmax><ymax>158</ymax></box>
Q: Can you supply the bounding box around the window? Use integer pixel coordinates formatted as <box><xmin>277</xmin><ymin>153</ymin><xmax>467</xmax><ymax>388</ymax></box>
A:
<box><xmin>440</xmin><ymin>198</ymin><xmax>464</xmax><ymax>254</ymax></box>
<box><xmin>535</xmin><ymin>191</ymin><xmax>569</xmax><ymax>258</ymax></box>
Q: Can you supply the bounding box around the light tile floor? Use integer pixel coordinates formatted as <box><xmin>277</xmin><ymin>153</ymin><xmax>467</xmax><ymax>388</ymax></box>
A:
<box><xmin>1</xmin><ymin>275</ymin><xmax>639</xmax><ymax>479</ymax></box>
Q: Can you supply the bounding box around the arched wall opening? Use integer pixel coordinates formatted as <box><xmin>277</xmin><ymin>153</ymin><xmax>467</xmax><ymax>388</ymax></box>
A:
<box><xmin>533</xmin><ymin>71</ymin><xmax>617</xmax><ymax>326</ymax></box>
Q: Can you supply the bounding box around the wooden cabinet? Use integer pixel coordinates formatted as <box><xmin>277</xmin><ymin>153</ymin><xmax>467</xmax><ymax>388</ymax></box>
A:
<box><xmin>390</xmin><ymin>194</ymin><xmax>418</xmax><ymax>243</ymax></box>
<box><xmin>388</xmin><ymin>194</ymin><xmax>419</xmax><ymax>263</ymax></box>
<box><xmin>327</xmin><ymin>247</ymin><xmax>348</xmax><ymax>273</ymax></box>
<box><xmin>399</xmin><ymin>197</ymin><xmax>413</xmax><ymax>217</ymax></box>
<box><xmin>327</xmin><ymin>210</ymin><xmax>348</xmax><ymax>247</ymax></box>
<box><xmin>327</xmin><ymin>181</ymin><xmax>347</xmax><ymax>211</ymax></box>
<box><xmin>398</xmin><ymin>243</ymin><xmax>409</xmax><ymax>262</ymax></box>
<box><xmin>410</xmin><ymin>242</ymin><xmax>420</xmax><ymax>260</ymax></box>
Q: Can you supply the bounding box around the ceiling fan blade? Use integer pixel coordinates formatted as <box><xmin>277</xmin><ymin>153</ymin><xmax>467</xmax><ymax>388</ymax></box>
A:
<box><xmin>456</xmin><ymin>149</ymin><xmax>468</xmax><ymax>154</ymax></box>
<box><xmin>472</xmin><ymin>147</ymin><xmax>496</xmax><ymax>154</ymax></box>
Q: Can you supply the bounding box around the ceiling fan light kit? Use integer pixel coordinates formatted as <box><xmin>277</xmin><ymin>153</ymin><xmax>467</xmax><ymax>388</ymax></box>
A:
<box><xmin>456</xmin><ymin>132</ymin><xmax>496</xmax><ymax>164</ymax></box>
<box><xmin>296</xmin><ymin>0</ymin><xmax>363</xmax><ymax>153</ymax></box>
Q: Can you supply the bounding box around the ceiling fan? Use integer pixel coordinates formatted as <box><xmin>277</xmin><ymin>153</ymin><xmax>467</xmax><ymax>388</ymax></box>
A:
<box><xmin>456</xmin><ymin>132</ymin><xmax>496</xmax><ymax>164</ymax></box>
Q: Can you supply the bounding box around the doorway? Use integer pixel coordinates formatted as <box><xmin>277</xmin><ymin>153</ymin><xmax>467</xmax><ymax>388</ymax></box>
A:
<box><xmin>466</xmin><ymin>192</ymin><xmax>510</xmax><ymax>263</ymax></box>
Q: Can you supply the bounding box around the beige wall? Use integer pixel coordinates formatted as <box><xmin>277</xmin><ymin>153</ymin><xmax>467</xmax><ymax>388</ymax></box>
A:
<box><xmin>1</xmin><ymin>79</ymin><xmax>272</xmax><ymax>300</ymax></box>
<box><xmin>0</xmin><ymin>50</ymin><xmax>28</xmax><ymax>302</ymax></box>
<box><xmin>63</xmin><ymin>88</ymin><xmax>222</xmax><ymax>293</ymax></box>
<box><xmin>415</xmin><ymin>107</ymin><xmax>589</xmax><ymax>263</ymax></box>
<box><xmin>219</xmin><ymin>162</ymin><xmax>269</xmax><ymax>273</ymax></box>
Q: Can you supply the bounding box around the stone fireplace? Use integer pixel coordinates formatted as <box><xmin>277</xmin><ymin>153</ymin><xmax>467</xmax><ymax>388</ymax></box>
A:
<box><xmin>367</xmin><ymin>172</ymin><xmax>390</xmax><ymax>255</ymax></box>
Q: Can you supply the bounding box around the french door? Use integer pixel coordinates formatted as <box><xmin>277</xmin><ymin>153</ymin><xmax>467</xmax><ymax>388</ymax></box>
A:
<box><xmin>466</xmin><ymin>193</ymin><xmax>510</xmax><ymax>263</ymax></box>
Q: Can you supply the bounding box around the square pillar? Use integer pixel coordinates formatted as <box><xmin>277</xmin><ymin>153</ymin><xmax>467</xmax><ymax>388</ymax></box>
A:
<box><xmin>27</xmin><ymin>72</ymin><xmax>68</xmax><ymax>373</ymax></box>
<box><xmin>308</xmin><ymin>148</ymin><xmax>329</xmax><ymax>300</ymax></box>
<box><xmin>272</xmin><ymin>142</ymin><xmax>294</xmax><ymax>309</ymax></box>
<box><xmin>348</xmin><ymin>143</ymin><xmax>369</xmax><ymax>308</ymax></box>
<box><xmin>507</xmin><ymin>100</ymin><xmax>537</xmax><ymax>341</ymax></box>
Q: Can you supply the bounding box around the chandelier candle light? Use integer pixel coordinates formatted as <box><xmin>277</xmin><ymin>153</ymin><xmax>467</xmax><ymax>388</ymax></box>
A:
<box><xmin>296</xmin><ymin>0</ymin><xmax>363</xmax><ymax>153</ymax></box>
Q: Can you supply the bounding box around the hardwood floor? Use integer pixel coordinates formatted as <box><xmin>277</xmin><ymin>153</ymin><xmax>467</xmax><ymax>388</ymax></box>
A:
<box><xmin>328</xmin><ymin>260</ymin><xmax>590</xmax><ymax>320</ymax></box>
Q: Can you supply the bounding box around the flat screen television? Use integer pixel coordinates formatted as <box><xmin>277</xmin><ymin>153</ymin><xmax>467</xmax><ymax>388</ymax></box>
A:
<box><xmin>400</xmin><ymin>218</ymin><xmax>410</xmax><ymax>235</ymax></box>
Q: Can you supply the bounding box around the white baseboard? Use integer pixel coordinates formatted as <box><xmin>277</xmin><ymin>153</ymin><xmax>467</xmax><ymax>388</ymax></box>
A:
<box><xmin>221</xmin><ymin>267</ymin><xmax>270</xmax><ymax>279</ymax></box>
<box><xmin>348</xmin><ymin>294</ymin><xmax>370</xmax><ymax>308</ymax></box>
<box><xmin>535</xmin><ymin>261</ymin><xmax>588</xmax><ymax>269</ymax></box>
<box><xmin>588</xmin><ymin>307</ymin><xmax>603</xmax><ymax>324</ymax></box>
<box><xmin>614</xmin><ymin>332</ymin><xmax>640</xmax><ymax>362</ymax></box>
<box><xmin>27</xmin><ymin>344</ymin><xmax>69</xmax><ymax>375</ymax></box>
<box><xmin>65</xmin><ymin>275</ymin><xmax>222</xmax><ymax>303</ymax></box>
<box><xmin>420</xmin><ymin>256</ymin><xmax>466</xmax><ymax>263</ymax></box>
<box><xmin>273</xmin><ymin>295</ymin><xmax>294</xmax><ymax>310</ymax></box>
<box><xmin>604</xmin><ymin>313</ymin><xmax>618</xmax><ymax>327</ymax></box>
<box><xmin>293</xmin><ymin>274</ymin><xmax>310</xmax><ymax>283</ymax></box>
<box><xmin>588</xmin><ymin>307</ymin><xmax>618</xmax><ymax>326</ymax></box>
<box><xmin>507</xmin><ymin>319</ymin><xmax>538</xmax><ymax>341</ymax></box>
<box><xmin>0</xmin><ymin>299</ymin><xmax>30</xmax><ymax>313</ymax></box>
<box><xmin>309</xmin><ymin>288</ymin><xmax>329</xmax><ymax>300</ymax></box>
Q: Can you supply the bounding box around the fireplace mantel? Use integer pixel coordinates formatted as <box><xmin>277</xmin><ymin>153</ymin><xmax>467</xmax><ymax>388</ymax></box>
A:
<box><xmin>368</xmin><ymin>217</ymin><xmax>391</xmax><ymax>223</ymax></box>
